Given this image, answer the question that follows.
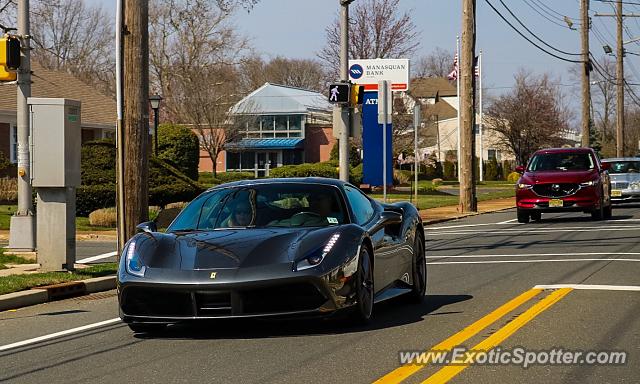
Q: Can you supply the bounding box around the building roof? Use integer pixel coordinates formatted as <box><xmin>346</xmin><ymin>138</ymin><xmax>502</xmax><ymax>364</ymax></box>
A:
<box><xmin>225</xmin><ymin>138</ymin><xmax>305</xmax><ymax>150</ymax></box>
<box><xmin>409</xmin><ymin>77</ymin><xmax>457</xmax><ymax>99</ymax></box>
<box><xmin>0</xmin><ymin>62</ymin><xmax>116</xmax><ymax>127</ymax></box>
<box><xmin>231</xmin><ymin>83</ymin><xmax>331</xmax><ymax>115</ymax></box>
<box><xmin>421</xmin><ymin>100</ymin><xmax>458</xmax><ymax>121</ymax></box>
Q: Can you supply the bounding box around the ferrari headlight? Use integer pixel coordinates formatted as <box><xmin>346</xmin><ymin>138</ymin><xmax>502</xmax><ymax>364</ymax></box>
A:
<box><xmin>580</xmin><ymin>180</ymin><xmax>598</xmax><ymax>187</ymax></box>
<box><xmin>125</xmin><ymin>240</ymin><xmax>146</xmax><ymax>277</ymax></box>
<box><xmin>517</xmin><ymin>183</ymin><xmax>532</xmax><ymax>190</ymax></box>
<box><xmin>296</xmin><ymin>233</ymin><xmax>340</xmax><ymax>271</ymax></box>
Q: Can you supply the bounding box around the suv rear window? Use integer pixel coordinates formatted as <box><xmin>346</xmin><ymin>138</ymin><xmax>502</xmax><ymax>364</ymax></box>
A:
<box><xmin>528</xmin><ymin>152</ymin><xmax>595</xmax><ymax>172</ymax></box>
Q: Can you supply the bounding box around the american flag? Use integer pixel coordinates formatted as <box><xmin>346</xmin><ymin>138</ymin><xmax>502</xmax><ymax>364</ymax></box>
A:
<box><xmin>447</xmin><ymin>53</ymin><xmax>479</xmax><ymax>81</ymax></box>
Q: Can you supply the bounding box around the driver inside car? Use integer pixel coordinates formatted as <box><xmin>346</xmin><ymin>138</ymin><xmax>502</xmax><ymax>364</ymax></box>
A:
<box><xmin>221</xmin><ymin>200</ymin><xmax>254</xmax><ymax>227</ymax></box>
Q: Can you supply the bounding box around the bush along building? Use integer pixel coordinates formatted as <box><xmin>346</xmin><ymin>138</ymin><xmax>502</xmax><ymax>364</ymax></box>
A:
<box><xmin>199</xmin><ymin>83</ymin><xmax>336</xmax><ymax>177</ymax></box>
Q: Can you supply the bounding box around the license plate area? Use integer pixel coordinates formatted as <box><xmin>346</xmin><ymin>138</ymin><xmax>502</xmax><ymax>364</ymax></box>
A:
<box><xmin>549</xmin><ymin>199</ymin><xmax>563</xmax><ymax>208</ymax></box>
<box><xmin>611</xmin><ymin>189</ymin><xmax>622</xmax><ymax>197</ymax></box>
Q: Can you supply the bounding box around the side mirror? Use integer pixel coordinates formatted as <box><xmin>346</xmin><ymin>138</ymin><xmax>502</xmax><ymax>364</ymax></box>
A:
<box><xmin>601</xmin><ymin>162</ymin><xmax>611</xmax><ymax>171</ymax></box>
<box><xmin>380</xmin><ymin>210</ymin><xmax>402</xmax><ymax>225</ymax></box>
<box><xmin>515</xmin><ymin>165</ymin><xmax>525</xmax><ymax>173</ymax></box>
<box><xmin>136</xmin><ymin>221</ymin><xmax>157</xmax><ymax>233</ymax></box>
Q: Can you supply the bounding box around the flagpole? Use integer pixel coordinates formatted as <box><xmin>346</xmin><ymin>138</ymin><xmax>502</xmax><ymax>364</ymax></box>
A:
<box><xmin>479</xmin><ymin>50</ymin><xmax>484</xmax><ymax>182</ymax></box>
<box><xmin>456</xmin><ymin>35</ymin><xmax>461</xmax><ymax>182</ymax></box>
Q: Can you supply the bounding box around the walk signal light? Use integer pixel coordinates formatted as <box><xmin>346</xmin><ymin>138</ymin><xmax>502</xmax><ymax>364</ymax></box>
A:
<box><xmin>350</xmin><ymin>85</ymin><xmax>364</xmax><ymax>106</ymax></box>
<box><xmin>0</xmin><ymin>36</ymin><xmax>20</xmax><ymax>82</ymax></box>
<box><xmin>328</xmin><ymin>83</ymin><xmax>350</xmax><ymax>104</ymax></box>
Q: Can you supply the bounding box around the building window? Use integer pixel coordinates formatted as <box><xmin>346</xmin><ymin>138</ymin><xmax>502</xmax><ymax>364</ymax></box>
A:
<box><xmin>227</xmin><ymin>152</ymin><xmax>240</xmax><ymax>170</ymax></box>
<box><xmin>282</xmin><ymin>150</ymin><xmax>303</xmax><ymax>165</ymax></box>
<box><xmin>241</xmin><ymin>151</ymin><xmax>256</xmax><ymax>169</ymax></box>
<box><xmin>488</xmin><ymin>149</ymin><xmax>501</xmax><ymax>161</ymax></box>
<box><xmin>244</xmin><ymin>114</ymin><xmax>305</xmax><ymax>139</ymax></box>
<box><xmin>9</xmin><ymin>124</ymin><xmax>17</xmax><ymax>164</ymax></box>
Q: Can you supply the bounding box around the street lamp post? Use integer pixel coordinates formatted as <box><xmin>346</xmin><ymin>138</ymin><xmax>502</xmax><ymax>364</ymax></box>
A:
<box><xmin>149</xmin><ymin>95</ymin><xmax>163</xmax><ymax>156</ymax></box>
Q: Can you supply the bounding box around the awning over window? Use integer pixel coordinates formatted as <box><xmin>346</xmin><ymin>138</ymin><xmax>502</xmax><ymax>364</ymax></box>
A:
<box><xmin>225</xmin><ymin>138</ymin><xmax>304</xmax><ymax>150</ymax></box>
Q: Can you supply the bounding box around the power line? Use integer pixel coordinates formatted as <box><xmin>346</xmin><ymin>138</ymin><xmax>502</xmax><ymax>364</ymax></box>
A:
<box><xmin>485</xmin><ymin>0</ymin><xmax>584</xmax><ymax>63</ymax></box>
<box><xmin>497</xmin><ymin>0</ymin><xmax>581</xmax><ymax>56</ymax></box>
<box><xmin>521</xmin><ymin>0</ymin><xmax>576</xmax><ymax>29</ymax></box>
<box><xmin>594</xmin><ymin>0</ymin><xmax>640</xmax><ymax>6</ymax></box>
<box><xmin>530</xmin><ymin>0</ymin><xmax>580</xmax><ymax>21</ymax></box>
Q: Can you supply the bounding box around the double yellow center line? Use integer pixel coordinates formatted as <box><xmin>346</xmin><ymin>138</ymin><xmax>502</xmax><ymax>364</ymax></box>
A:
<box><xmin>373</xmin><ymin>287</ymin><xmax>573</xmax><ymax>384</ymax></box>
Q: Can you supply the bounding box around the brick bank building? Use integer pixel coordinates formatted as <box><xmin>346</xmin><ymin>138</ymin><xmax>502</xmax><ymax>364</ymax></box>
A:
<box><xmin>200</xmin><ymin>83</ymin><xmax>336</xmax><ymax>177</ymax></box>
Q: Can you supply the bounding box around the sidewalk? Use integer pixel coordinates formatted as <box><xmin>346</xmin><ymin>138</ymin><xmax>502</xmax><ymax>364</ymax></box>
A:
<box><xmin>419</xmin><ymin>197</ymin><xmax>515</xmax><ymax>224</ymax></box>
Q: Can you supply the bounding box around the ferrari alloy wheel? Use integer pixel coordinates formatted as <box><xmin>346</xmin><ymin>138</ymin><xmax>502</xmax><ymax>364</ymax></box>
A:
<box><xmin>409</xmin><ymin>231</ymin><xmax>427</xmax><ymax>303</ymax></box>
<box><xmin>351</xmin><ymin>246</ymin><xmax>374</xmax><ymax>323</ymax></box>
<box><xmin>128</xmin><ymin>323</ymin><xmax>167</xmax><ymax>334</ymax></box>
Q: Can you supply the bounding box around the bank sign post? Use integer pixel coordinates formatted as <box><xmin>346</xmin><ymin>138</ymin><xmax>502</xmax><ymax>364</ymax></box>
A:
<box><xmin>349</xmin><ymin>59</ymin><xmax>409</xmax><ymax>188</ymax></box>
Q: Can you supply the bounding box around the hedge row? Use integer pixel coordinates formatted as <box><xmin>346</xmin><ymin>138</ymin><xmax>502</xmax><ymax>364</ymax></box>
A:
<box><xmin>268</xmin><ymin>161</ymin><xmax>363</xmax><ymax>185</ymax></box>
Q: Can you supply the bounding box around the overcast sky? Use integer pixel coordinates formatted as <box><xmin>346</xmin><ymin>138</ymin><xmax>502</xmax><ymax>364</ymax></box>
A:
<box><xmin>89</xmin><ymin>0</ymin><xmax>640</xmax><ymax>110</ymax></box>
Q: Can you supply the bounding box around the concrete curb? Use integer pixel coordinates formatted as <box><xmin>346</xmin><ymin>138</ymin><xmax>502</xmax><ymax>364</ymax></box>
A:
<box><xmin>423</xmin><ymin>205</ymin><xmax>515</xmax><ymax>225</ymax></box>
<box><xmin>0</xmin><ymin>275</ymin><xmax>116</xmax><ymax>312</ymax></box>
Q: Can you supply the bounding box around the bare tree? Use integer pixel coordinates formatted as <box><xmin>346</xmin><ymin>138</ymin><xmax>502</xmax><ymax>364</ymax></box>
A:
<box><xmin>413</xmin><ymin>47</ymin><xmax>454</xmax><ymax>78</ymax></box>
<box><xmin>484</xmin><ymin>70</ymin><xmax>571</xmax><ymax>165</ymax></box>
<box><xmin>240</xmin><ymin>56</ymin><xmax>327</xmax><ymax>93</ymax></box>
<box><xmin>318</xmin><ymin>0</ymin><xmax>420</xmax><ymax>77</ymax></box>
<box><xmin>149</xmin><ymin>0</ymin><xmax>254</xmax><ymax>175</ymax></box>
<box><xmin>0</xmin><ymin>0</ymin><xmax>115</xmax><ymax>95</ymax></box>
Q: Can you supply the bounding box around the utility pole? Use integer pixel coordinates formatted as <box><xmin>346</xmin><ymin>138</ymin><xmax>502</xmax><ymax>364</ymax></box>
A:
<box><xmin>581</xmin><ymin>0</ymin><xmax>591</xmax><ymax>148</ymax></box>
<box><xmin>616</xmin><ymin>0</ymin><xmax>624</xmax><ymax>157</ymax></box>
<box><xmin>459</xmin><ymin>0</ymin><xmax>477</xmax><ymax>213</ymax></box>
<box><xmin>8</xmin><ymin>0</ymin><xmax>35</xmax><ymax>251</ymax></box>
<box><xmin>115</xmin><ymin>0</ymin><xmax>125</xmax><ymax>255</ymax></box>
<box><xmin>338</xmin><ymin>0</ymin><xmax>351</xmax><ymax>182</ymax></box>
<box><xmin>123</xmin><ymin>0</ymin><xmax>150</xmax><ymax>242</ymax></box>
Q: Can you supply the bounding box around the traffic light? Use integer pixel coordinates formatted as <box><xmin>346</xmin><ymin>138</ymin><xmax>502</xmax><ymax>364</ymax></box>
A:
<box><xmin>350</xmin><ymin>84</ymin><xmax>364</xmax><ymax>106</ymax></box>
<box><xmin>0</xmin><ymin>36</ymin><xmax>20</xmax><ymax>82</ymax></box>
<box><xmin>328</xmin><ymin>82</ymin><xmax>350</xmax><ymax>104</ymax></box>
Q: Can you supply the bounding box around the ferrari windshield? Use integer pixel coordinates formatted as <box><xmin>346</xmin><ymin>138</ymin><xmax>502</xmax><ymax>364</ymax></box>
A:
<box><xmin>167</xmin><ymin>183</ymin><xmax>347</xmax><ymax>231</ymax></box>
<box><xmin>605</xmin><ymin>161</ymin><xmax>640</xmax><ymax>174</ymax></box>
<box><xmin>528</xmin><ymin>152</ymin><xmax>595</xmax><ymax>172</ymax></box>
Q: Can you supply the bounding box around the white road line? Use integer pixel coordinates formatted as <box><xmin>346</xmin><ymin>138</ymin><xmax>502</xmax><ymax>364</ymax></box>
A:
<box><xmin>427</xmin><ymin>252</ymin><xmax>640</xmax><ymax>259</ymax></box>
<box><xmin>496</xmin><ymin>218</ymin><xmax>518</xmax><ymax>224</ymax></box>
<box><xmin>534</xmin><ymin>284</ymin><xmax>640</xmax><ymax>291</ymax></box>
<box><xmin>427</xmin><ymin>227</ymin><xmax>640</xmax><ymax>236</ymax></box>
<box><xmin>76</xmin><ymin>251</ymin><xmax>117</xmax><ymax>264</ymax></box>
<box><xmin>0</xmin><ymin>318</ymin><xmax>121</xmax><ymax>352</ymax></box>
<box><xmin>427</xmin><ymin>258</ymin><xmax>640</xmax><ymax>265</ymax></box>
<box><xmin>429</xmin><ymin>221</ymin><xmax>522</xmax><ymax>230</ymax></box>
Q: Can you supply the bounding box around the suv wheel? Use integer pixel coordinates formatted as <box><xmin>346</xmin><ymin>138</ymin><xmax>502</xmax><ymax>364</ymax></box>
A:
<box><xmin>517</xmin><ymin>209</ymin><xmax>530</xmax><ymax>223</ymax></box>
<box><xmin>591</xmin><ymin>194</ymin><xmax>604</xmax><ymax>221</ymax></box>
<box><xmin>603</xmin><ymin>203</ymin><xmax>613</xmax><ymax>219</ymax></box>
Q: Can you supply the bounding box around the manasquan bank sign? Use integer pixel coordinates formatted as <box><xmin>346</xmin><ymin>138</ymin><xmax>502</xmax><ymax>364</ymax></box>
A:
<box><xmin>348</xmin><ymin>58</ymin><xmax>410</xmax><ymax>92</ymax></box>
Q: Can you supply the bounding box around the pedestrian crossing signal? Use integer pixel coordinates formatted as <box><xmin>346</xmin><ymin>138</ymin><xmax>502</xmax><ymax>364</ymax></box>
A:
<box><xmin>0</xmin><ymin>36</ymin><xmax>20</xmax><ymax>82</ymax></box>
<box><xmin>328</xmin><ymin>83</ymin><xmax>350</xmax><ymax>104</ymax></box>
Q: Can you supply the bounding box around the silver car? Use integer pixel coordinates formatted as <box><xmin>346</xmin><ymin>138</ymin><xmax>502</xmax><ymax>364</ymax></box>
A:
<box><xmin>602</xmin><ymin>157</ymin><xmax>640</xmax><ymax>203</ymax></box>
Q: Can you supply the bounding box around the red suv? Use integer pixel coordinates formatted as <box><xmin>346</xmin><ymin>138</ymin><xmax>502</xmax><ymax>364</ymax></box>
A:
<box><xmin>515</xmin><ymin>147</ymin><xmax>612</xmax><ymax>223</ymax></box>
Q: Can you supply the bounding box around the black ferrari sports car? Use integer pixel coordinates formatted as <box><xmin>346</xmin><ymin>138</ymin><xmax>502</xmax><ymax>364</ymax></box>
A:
<box><xmin>118</xmin><ymin>178</ymin><xmax>426</xmax><ymax>332</ymax></box>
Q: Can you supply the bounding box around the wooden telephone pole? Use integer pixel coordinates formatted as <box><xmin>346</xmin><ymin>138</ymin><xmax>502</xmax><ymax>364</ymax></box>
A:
<box><xmin>459</xmin><ymin>0</ymin><xmax>477</xmax><ymax>213</ymax></box>
<box><xmin>616</xmin><ymin>0</ymin><xmax>624</xmax><ymax>157</ymax></box>
<box><xmin>581</xmin><ymin>0</ymin><xmax>591</xmax><ymax>148</ymax></box>
<box><xmin>122</xmin><ymin>0</ymin><xmax>150</xmax><ymax>242</ymax></box>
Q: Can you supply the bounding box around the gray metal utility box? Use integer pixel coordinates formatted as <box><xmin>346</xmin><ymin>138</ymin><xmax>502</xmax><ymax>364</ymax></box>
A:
<box><xmin>29</xmin><ymin>98</ymin><xmax>81</xmax><ymax>187</ymax></box>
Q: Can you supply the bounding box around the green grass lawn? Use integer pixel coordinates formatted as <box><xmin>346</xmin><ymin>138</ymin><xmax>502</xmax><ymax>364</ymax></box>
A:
<box><xmin>0</xmin><ymin>262</ymin><xmax>118</xmax><ymax>295</ymax></box>
<box><xmin>369</xmin><ymin>189</ymin><xmax>515</xmax><ymax>210</ymax></box>
<box><xmin>0</xmin><ymin>205</ymin><xmax>114</xmax><ymax>231</ymax></box>
<box><xmin>0</xmin><ymin>252</ymin><xmax>33</xmax><ymax>270</ymax></box>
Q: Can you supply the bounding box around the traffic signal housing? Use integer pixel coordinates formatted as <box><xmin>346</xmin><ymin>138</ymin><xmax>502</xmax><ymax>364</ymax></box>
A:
<box><xmin>350</xmin><ymin>84</ymin><xmax>364</xmax><ymax>106</ymax></box>
<box><xmin>0</xmin><ymin>36</ymin><xmax>20</xmax><ymax>82</ymax></box>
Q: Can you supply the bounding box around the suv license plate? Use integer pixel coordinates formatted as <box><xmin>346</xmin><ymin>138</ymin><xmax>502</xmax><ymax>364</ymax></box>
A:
<box><xmin>549</xmin><ymin>199</ymin><xmax>563</xmax><ymax>208</ymax></box>
<box><xmin>611</xmin><ymin>189</ymin><xmax>622</xmax><ymax>197</ymax></box>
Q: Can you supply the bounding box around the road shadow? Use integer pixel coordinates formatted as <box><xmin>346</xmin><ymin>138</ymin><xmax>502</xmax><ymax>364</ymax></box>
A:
<box><xmin>133</xmin><ymin>294</ymin><xmax>473</xmax><ymax>340</ymax></box>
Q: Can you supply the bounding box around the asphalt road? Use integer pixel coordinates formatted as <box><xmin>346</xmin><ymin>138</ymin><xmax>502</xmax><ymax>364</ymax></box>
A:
<box><xmin>1</xmin><ymin>207</ymin><xmax>639</xmax><ymax>383</ymax></box>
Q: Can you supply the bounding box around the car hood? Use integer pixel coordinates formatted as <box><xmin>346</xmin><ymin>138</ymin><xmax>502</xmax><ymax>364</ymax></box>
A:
<box><xmin>134</xmin><ymin>226</ymin><xmax>340</xmax><ymax>271</ymax></box>
<box><xmin>521</xmin><ymin>170</ymin><xmax>598</xmax><ymax>184</ymax></box>
<box><xmin>609</xmin><ymin>173</ymin><xmax>640</xmax><ymax>183</ymax></box>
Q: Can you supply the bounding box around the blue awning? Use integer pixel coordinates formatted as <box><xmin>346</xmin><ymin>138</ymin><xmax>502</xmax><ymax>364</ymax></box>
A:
<box><xmin>225</xmin><ymin>138</ymin><xmax>304</xmax><ymax>150</ymax></box>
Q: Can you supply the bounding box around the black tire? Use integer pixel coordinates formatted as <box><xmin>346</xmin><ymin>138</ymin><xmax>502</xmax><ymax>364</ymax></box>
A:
<box><xmin>592</xmin><ymin>194</ymin><xmax>604</xmax><ymax>221</ymax></box>
<box><xmin>128</xmin><ymin>323</ymin><xmax>167</xmax><ymax>334</ymax></box>
<box><xmin>530</xmin><ymin>211</ymin><xmax>542</xmax><ymax>222</ymax></box>
<box><xmin>349</xmin><ymin>246</ymin><xmax>374</xmax><ymax>324</ymax></box>
<box><xmin>517</xmin><ymin>209</ymin><xmax>530</xmax><ymax>224</ymax></box>
<box><xmin>408</xmin><ymin>231</ymin><xmax>427</xmax><ymax>303</ymax></box>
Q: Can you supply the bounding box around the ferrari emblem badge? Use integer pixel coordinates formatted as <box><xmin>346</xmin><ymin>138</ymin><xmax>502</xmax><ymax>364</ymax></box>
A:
<box><xmin>210</xmin><ymin>272</ymin><xmax>217</xmax><ymax>279</ymax></box>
